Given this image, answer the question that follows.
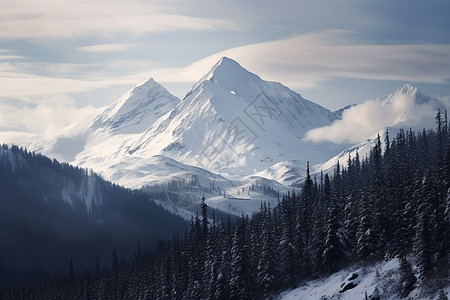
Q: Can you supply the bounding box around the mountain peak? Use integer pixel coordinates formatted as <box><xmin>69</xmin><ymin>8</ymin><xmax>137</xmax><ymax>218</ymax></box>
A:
<box><xmin>397</xmin><ymin>83</ymin><xmax>419</xmax><ymax>96</ymax></box>
<box><xmin>184</xmin><ymin>57</ymin><xmax>265</xmax><ymax>100</ymax></box>
<box><xmin>139</xmin><ymin>77</ymin><xmax>157</xmax><ymax>88</ymax></box>
<box><xmin>200</xmin><ymin>56</ymin><xmax>253</xmax><ymax>84</ymax></box>
<box><xmin>210</xmin><ymin>56</ymin><xmax>242</xmax><ymax>73</ymax></box>
<box><xmin>92</xmin><ymin>77</ymin><xmax>180</xmax><ymax>134</ymax></box>
<box><xmin>380</xmin><ymin>83</ymin><xmax>446</xmax><ymax>110</ymax></box>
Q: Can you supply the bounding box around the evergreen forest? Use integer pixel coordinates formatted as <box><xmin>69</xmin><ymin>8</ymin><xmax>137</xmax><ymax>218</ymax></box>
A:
<box><xmin>1</xmin><ymin>111</ymin><xmax>450</xmax><ymax>299</ymax></box>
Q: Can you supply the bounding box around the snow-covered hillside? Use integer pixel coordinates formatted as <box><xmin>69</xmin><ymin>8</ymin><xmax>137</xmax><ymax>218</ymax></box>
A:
<box><xmin>280</xmin><ymin>258</ymin><xmax>450</xmax><ymax>300</ymax></box>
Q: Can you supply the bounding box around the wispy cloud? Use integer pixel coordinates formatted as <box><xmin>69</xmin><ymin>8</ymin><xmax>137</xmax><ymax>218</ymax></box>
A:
<box><xmin>2</xmin><ymin>30</ymin><xmax>449</xmax><ymax>101</ymax></box>
<box><xmin>304</xmin><ymin>94</ymin><xmax>440</xmax><ymax>144</ymax></box>
<box><xmin>156</xmin><ymin>30</ymin><xmax>450</xmax><ymax>89</ymax></box>
<box><xmin>0</xmin><ymin>95</ymin><xmax>101</xmax><ymax>134</ymax></box>
<box><xmin>78</xmin><ymin>44</ymin><xmax>136</xmax><ymax>53</ymax></box>
<box><xmin>0</xmin><ymin>49</ymin><xmax>23</xmax><ymax>60</ymax></box>
<box><xmin>0</xmin><ymin>72</ymin><xmax>135</xmax><ymax>98</ymax></box>
<box><xmin>0</xmin><ymin>0</ymin><xmax>240</xmax><ymax>40</ymax></box>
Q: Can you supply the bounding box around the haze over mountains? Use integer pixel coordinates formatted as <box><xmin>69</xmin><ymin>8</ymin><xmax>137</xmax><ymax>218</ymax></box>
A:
<box><xmin>19</xmin><ymin>57</ymin><xmax>447</xmax><ymax>214</ymax></box>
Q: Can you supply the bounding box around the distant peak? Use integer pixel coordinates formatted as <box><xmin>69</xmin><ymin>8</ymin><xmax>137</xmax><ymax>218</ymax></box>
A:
<box><xmin>208</xmin><ymin>56</ymin><xmax>246</xmax><ymax>77</ymax></box>
<box><xmin>91</xmin><ymin>77</ymin><xmax>179</xmax><ymax>132</ymax></box>
<box><xmin>397</xmin><ymin>83</ymin><xmax>420</xmax><ymax>96</ymax></box>
<box><xmin>380</xmin><ymin>83</ymin><xmax>445</xmax><ymax>109</ymax></box>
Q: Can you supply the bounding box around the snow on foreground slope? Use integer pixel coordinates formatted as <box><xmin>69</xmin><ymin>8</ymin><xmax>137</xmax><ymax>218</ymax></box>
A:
<box><xmin>280</xmin><ymin>258</ymin><xmax>450</xmax><ymax>300</ymax></box>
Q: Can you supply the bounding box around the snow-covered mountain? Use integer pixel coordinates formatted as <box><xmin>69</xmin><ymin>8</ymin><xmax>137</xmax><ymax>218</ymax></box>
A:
<box><xmin>91</xmin><ymin>78</ymin><xmax>180</xmax><ymax>135</ymax></box>
<box><xmin>18</xmin><ymin>59</ymin><xmax>446</xmax><ymax>215</ymax></box>
<box><xmin>314</xmin><ymin>83</ymin><xmax>447</xmax><ymax>174</ymax></box>
<box><xmin>117</xmin><ymin>57</ymin><xmax>338</xmax><ymax>175</ymax></box>
<box><xmin>380</xmin><ymin>83</ymin><xmax>445</xmax><ymax>109</ymax></box>
<box><xmin>66</xmin><ymin>57</ymin><xmax>344</xmax><ymax>213</ymax></box>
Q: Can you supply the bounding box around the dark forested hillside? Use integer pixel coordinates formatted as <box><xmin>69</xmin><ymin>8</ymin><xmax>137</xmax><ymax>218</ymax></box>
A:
<box><xmin>0</xmin><ymin>144</ymin><xmax>188</xmax><ymax>285</ymax></box>
<box><xmin>2</xmin><ymin>111</ymin><xmax>450</xmax><ymax>299</ymax></box>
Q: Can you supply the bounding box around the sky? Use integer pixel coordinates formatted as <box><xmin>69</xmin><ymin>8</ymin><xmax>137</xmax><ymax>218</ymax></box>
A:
<box><xmin>1</xmin><ymin>0</ymin><xmax>450</xmax><ymax>139</ymax></box>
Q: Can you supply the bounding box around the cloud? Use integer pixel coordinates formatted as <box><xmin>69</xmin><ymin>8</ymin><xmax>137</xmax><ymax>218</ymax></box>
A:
<box><xmin>2</xmin><ymin>30</ymin><xmax>449</xmax><ymax>99</ymax></box>
<box><xmin>78</xmin><ymin>44</ymin><xmax>136</xmax><ymax>53</ymax></box>
<box><xmin>153</xmin><ymin>30</ymin><xmax>450</xmax><ymax>90</ymax></box>
<box><xmin>0</xmin><ymin>72</ymin><xmax>137</xmax><ymax>98</ymax></box>
<box><xmin>1</xmin><ymin>30</ymin><xmax>449</xmax><ymax>114</ymax></box>
<box><xmin>437</xmin><ymin>95</ymin><xmax>450</xmax><ymax>108</ymax></box>
<box><xmin>0</xmin><ymin>49</ymin><xmax>23</xmax><ymax>60</ymax></box>
<box><xmin>0</xmin><ymin>95</ymin><xmax>101</xmax><ymax>135</ymax></box>
<box><xmin>304</xmin><ymin>94</ymin><xmax>440</xmax><ymax>144</ymax></box>
<box><xmin>0</xmin><ymin>0</ymin><xmax>240</xmax><ymax>40</ymax></box>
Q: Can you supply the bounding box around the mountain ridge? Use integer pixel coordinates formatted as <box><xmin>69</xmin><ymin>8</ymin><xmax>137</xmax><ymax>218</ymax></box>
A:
<box><xmin>15</xmin><ymin>57</ymin><xmax>448</xmax><ymax>214</ymax></box>
<box><xmin>91</xmin><ymin>77</ymin><xmax>180</xmax><ymax>134</ymax></box>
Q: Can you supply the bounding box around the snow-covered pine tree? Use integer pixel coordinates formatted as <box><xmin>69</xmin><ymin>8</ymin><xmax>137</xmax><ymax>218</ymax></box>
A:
<box><xmin>356</xmin><ymin>191</ymin><xmax>376</xmax><ymax>260</ymax></box>
<box><xmin>398</xmin><ymin>256</ymin><xmax>416</xmax><ymax>297</ymax></box>
<box><xmin>279</xmin><ymin>194</ymin><xmax>299</xmax><ymax>289</ymax></box>
<box><xmin>215</xmin><ymin>221</ymin><xmax>232</xmax><ymax>300</ymax></box>
<box><xmin>413</xmin><ymin>173</ymin><xmax>434</xmax><ymax>281</ymax></box>
<box><xmin>322</xmin><ymin>190</ymin><xmax>348</xmax><ymax>274</ymax></box>
<box><xmin>230</xmin><ymin>216</ymin><xmax>252</xmax><ymax>299</ymax></box>
<box><xmin>257</xmin><ymin>203</ymin><xmax>277</xmax><ymax>299</ymax></box>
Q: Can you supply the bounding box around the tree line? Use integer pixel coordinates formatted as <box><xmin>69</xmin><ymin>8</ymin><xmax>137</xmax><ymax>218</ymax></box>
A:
<box><xmin>0</xmin><ymin>144</ymin><xmax>187</xmax><ymax>287</ymax></box>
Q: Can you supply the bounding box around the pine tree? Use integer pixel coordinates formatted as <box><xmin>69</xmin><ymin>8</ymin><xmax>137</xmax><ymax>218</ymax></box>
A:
<box><xmin>371</xmin><ymin>133</ymin><xmax>387</xmax><ymax>253</ymax></box>
<box><xmin>186</xmin><ymin>214</ymin><xmax>205</xmax><ymax>300</ymax></box>
<box><xmin>201</xmin><ymin>195</ymin><xmax>209</xmax><ymax>238</ymax></box>
<box><xmin>437</xmin><ymin>109</ymin><xmax>444</xmax><ymax>169</ymax></box>
<box><xmin>205</xmin><ymin>224</ymin><xmax>218</xmax><ymax>300</ymax></box>
<box><xmin>398</xmin><ymin>256</ymin><xmax>416</xmax><ymax>297</ymax></box>
<box><xmin>230</xmin><ymin>216</ymin><xmax>252</xmax><ymax>299</ymax></box>
<box><xmin>215</xmin><ymin>242</ymin><xmax>231</xmax><ymax>300</ymax></box>
<box><xmin>302</xmin><ymin>162</ymin><xmax>314</xmax><ymax>241</ymax></box>
<box><xmin>322</xmin><ymin>192</ymin><xmax>348</xmax><ymax>274</ymax></box>
<box><xmin>158</xmin><ymin>257</ymin><xmax>172</xmax><ymax>300</ymax></box>
<box><xmin>279</xmin><ymin>195</ymin><xmax>299</xmax><ymax>289</ymax></box>
<box><xmin>356</xmin><ymin>191</ymin><xmax>376</xmax><ymax>260</ymax></box>
<box><xmin>414</xmin><ymin>174</ymin><xmax>434</xmax><ymax>280</ymax></box>
<box><xmin>257</xmin><ymin>204</ymin><xmax>277</xmax><ymax>299</ymax></box>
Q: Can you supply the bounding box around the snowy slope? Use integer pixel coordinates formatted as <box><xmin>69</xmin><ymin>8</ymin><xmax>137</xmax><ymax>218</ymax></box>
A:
<box><xmin>115</xmin><ymin>57</ymin><xmax>339</xmax><ymax>179</ymax></box>
<box><xmin>21</xmin><ymin>77</ymin><xmax>179</xmax><ymax>162</ymax></box>
<box><xmin>91</xmin><ymin>78</ymin><xmax>180</xmax><ymax>134</ymax></box>
<box><xmin>280</xmin><ymin>258</ymin><xmax>450</xmax><ymax>300</ymax></box>
<box><xmin>253</xmin><ymin>160</ymin><xmax>305</xmax><ymax>187</ymax></box>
